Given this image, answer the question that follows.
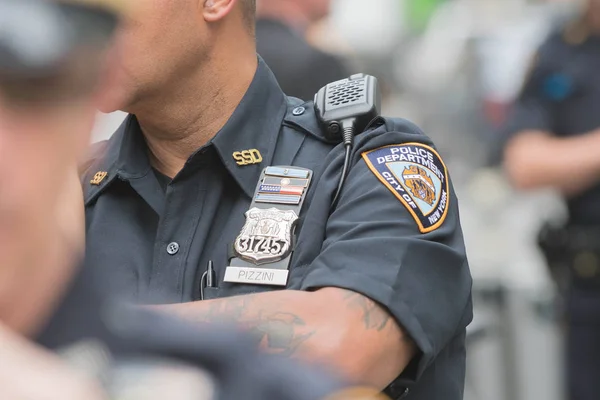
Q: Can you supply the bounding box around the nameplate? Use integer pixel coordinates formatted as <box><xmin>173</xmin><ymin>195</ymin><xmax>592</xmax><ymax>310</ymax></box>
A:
<box><xmin>223</xmin><ymin>267</ymin><xmax>289</xmax><ymax>286</ymax></box>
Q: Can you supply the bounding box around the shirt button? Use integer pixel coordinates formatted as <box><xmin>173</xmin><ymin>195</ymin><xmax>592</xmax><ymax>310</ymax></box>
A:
<box><xmin>166</xmin><ymin>242</ymin><xmax>180</xmax><ymax>255</ymax></box>
<box><xmin>292</xmin><ymin>106</ymin><xmax>305</xmax><ymax>116</ymax></box>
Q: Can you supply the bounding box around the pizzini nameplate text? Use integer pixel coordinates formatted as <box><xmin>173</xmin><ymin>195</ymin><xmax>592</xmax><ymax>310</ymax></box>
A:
<box><xmin>223</xmin><ymin>267</ymin><xmax>289</xmax><ymax>286</ymax></box>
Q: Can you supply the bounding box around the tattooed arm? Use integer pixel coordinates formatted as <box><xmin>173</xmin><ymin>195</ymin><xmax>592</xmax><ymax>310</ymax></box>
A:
<box><xmin>154</xmin><ymin>288</ymin><xmax>417</xmax><ymax>389</ymax></box>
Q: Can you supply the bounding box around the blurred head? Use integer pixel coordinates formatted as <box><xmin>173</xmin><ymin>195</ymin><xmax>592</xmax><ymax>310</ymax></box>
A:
<box><xmin>98</xmin><ymin>0</ymin><xmax>257</xmax><ymax>114</ymax></box>
<box><xmin>587</xmin><ymin>0</ymin><xmax>600</xmax><ymax>29</ymax></box>
<box><xmin>0</xmin><ymin>0</ymin><xmax>123</xmax><ymax>335</ymax></box>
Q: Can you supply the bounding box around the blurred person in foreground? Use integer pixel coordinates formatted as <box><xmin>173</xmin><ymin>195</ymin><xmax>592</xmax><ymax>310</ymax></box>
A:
<box><xmin>255</xmin><ymin>0</ymin><xmax>349</xmax><ymax>100</ymax></box>
<box><xmin>503</xmin><ymin>1</ymin><xmax>600</xmax><ymax>399</ymax></box>
<box><xmin>0</xmin><ymin>1</ymin><xmax>358</xmax><ymax>399</ymax></box>
<box><xmin>81</xmin><ymin>0</ymin><xmax>472</xmax><ymax>398</ymax></box>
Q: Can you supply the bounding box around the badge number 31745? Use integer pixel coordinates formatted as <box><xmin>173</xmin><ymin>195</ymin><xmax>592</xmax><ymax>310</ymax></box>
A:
<box><xmin>236</xmin><ymin>237</ymin><xmax>285</xmax><ymax>256</ymax></box>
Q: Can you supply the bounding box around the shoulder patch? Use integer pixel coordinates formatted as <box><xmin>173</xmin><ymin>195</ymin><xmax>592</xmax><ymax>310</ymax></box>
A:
<box><xmin>362</xmin><ymin>143</ymin><xmax>450</xmax><ymax>233</ymax></box>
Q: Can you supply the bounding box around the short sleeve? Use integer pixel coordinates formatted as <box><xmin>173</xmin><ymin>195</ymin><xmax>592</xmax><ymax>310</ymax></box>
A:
<box><xmin>296</xmin><ymin>125</ymin><xmax>472</xmax><ymax>382</ymax></box>
<box><xmin>503</xmin><ymin>40</ymin><xmax>558</xmax><ymax>137</ymax></box>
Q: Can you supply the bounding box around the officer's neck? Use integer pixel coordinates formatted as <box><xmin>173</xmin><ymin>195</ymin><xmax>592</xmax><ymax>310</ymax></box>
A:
<box><xmin>132</xmin><ymin>54</ymin><xmax>258</xmax><ymax>179</ymax></box>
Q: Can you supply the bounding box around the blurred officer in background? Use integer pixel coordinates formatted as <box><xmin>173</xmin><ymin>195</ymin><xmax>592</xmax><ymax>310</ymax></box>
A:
<box><xmin>82</xmin><ymin>0</ymin><xmax>472</xmax><ymax>398</ymax></box>
<box><xmin>503</xmin><ymin>1</ymin><xmax>600</xmax><ymax>399</ymax></box>
<box><xmin>0</xmin><ymin>1</ymin><xmax>361</xmax><ymax>399</ymax></box>
<box><xmin>255</xmin><ymin>0</ymin><xmax>349</xmax><ymax>101</ymax></box>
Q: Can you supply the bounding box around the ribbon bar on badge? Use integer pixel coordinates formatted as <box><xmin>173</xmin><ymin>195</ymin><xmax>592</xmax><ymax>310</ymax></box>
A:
<box><xmin>262</xmin><ymin>176</ymin><xmax>310</xmax><ymax>187</ymax></box>
<box><xmin>264</xmin><ymin>167</ymin><xmax>310</xmax><ymax>179</ymax></box>
<box><xmin>255</xmin><ymin>194</ymin><xmax>301</xmax><ymax>205</ymax></box>
<box><xmin>259</xmin><ymin>184</ymin><xmax>304</xmax><ymax>196</ymax></box>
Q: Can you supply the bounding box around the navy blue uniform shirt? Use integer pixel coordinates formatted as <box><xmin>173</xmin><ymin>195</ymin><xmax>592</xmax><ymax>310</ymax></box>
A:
<box><xmin>82</xmin><ymin>58</ymin><xmax>472</xmax><ymax>399</ymax></box>
<box><xmin>503</xmin><ymin>21</ymin><xmax>600</xmax><ymax>225</ymax></box>
<box><xmin>502</xmin><ymin>23</ymin><xmax>600</xmax><ymax>400</ymax></box>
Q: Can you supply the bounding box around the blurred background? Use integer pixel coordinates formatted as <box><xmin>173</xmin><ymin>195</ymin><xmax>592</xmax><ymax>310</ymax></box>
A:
<box><xmin>91</xmin><ymin>1</ymin><xmax>586</xmax><ymax>399</ymax></box>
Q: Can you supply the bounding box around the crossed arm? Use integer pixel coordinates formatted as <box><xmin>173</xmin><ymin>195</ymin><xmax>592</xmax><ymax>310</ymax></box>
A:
<box><xmin>154</xmin><ymin>287</ymin><xmax>417</xmax><ymax>389</ymax></box>
<box><xmin>504</xmin><ymin>129</ymin><xmax>600</xmax><ymax>196</ymax></box>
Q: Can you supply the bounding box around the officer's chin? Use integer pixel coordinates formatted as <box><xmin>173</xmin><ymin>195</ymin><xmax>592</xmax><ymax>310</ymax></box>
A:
<box><xmin>94</xmin><ymin>59</ymin><xmax>131</xmax><ymax>114</ymax></box>
<box><xmin>95</xmin><ymin>89</ymin><xmax>129</xmax><ymax>115</ymax></box>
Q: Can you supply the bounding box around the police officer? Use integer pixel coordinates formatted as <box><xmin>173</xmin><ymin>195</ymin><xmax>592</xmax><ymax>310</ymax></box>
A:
<box><xmin>255</xmin><ymin>0</ymin><xmax>349</xmax><ymax>101</ymax></box>
<box><xmin>0</xmin><ymin>1</ymin><xmax>359</xmax><ymax>399</ymax></box>
<box><xmin>503</xmin><ymin>1</ymin><xmax>600</xmax><ymax>399</ymax></box>
<box><xmin>83</xmin><ymin>0</ymin><xmax>473</xmax><ymax>398</ymax></box>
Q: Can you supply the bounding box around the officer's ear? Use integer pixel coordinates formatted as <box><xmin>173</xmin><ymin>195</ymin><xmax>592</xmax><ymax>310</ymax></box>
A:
<box><xmin>202</xmin><ymin>0</ymin><xmax>237</xmax><ymax>23</ymax></box>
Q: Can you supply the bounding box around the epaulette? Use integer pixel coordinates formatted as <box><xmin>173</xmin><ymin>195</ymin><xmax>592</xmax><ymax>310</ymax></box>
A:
<box><xmin>282</xmin><ymin>99</ymin><xmax>338</xmax><ymax>144</ymax></box>
<box><xmin>364</xmin><ymin>116</ymin><xmax>426</xmax><ymax>138</ymax></box>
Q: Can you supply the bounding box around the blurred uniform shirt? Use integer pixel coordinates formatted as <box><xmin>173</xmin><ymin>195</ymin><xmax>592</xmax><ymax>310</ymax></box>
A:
<box><xmin>502</xmin><ymin>19</ymin><xmax>600</xmax><ymax>400</ymax></box>
<box><xmin>503</xmin><ymin>21</ymin><xmax>600</xmax><ymax>225</ymax></box>
<box><xmin>256</xmin><ymin>17</ymin><xmax>349</xmax><ymax>101</ymax></box>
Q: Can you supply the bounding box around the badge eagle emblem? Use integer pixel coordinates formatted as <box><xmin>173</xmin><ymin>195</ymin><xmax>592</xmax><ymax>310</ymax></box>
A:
<box><xmin>234</xmin><ymin>207</ymin><xmax>298</xmax><ymax>265</ymax></box>
<box><xmin>402</xmin><ymin>165</ymin><xmax>436</xmax><ymax>206</ymax></box>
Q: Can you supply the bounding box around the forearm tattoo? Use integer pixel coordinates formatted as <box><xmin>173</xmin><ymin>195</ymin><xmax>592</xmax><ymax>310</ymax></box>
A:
<box><xmin>190</xmin><ymin>296</ymin><xmax>316</xmax><ymax>357</ymax></box>
<box><xmin>342</xmin><ymin>291</ymin><xmax>414</xmax><ymax>345</ymax></box>
<box><xmin>173</xmin><ymin>289</ymin><xmax>409</xmax><ymax>357</ymax></box>
<box><xmin>342</xmin><ymin>291</ymin><xmax>392</xmax><ymax>332</ymax></box>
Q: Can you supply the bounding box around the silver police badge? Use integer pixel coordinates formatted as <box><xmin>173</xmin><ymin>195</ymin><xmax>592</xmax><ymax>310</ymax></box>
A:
<box><xmin>234</xmin><ymin>207</ymin><xmax>298</xmax><ymax>265</ymax></box>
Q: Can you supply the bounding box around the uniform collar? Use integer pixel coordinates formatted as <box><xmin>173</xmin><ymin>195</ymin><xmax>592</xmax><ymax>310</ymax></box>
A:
<box><xmin>97</xmin><ymin>115</ymin><xmax>151</xmax><ymax>180</ymax></box>
<box><xmin>211</xmin><ymin>56</ymin><xmax>287</xmax><ymax>197</ymax></box>
<box><xmin>85</xmin><ymin>114</ymin><xmax>150</xmax><ymax>179</ymax></box>
<box><xmin>83</xmin><ymin>117</ymin><xmax>132</xmax><ymax>205</ymax></box>
<box><xmin>85</xmin><ymin>57</ymin><xmax>288</xmax><ymax>201</ymax></box>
